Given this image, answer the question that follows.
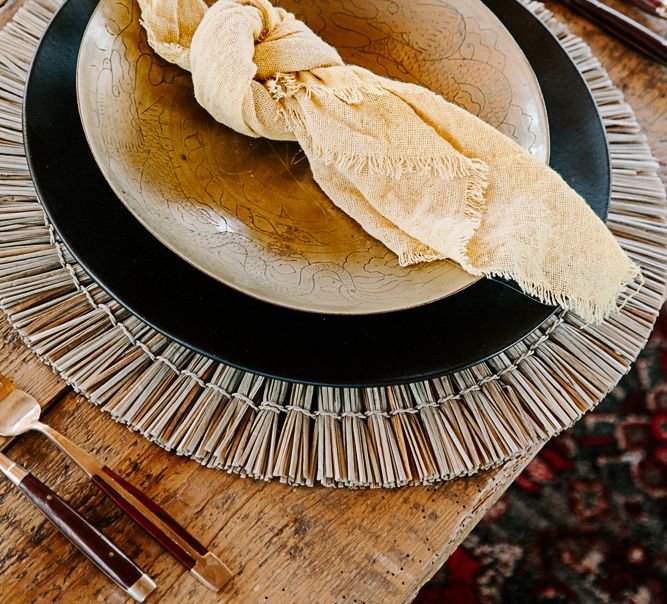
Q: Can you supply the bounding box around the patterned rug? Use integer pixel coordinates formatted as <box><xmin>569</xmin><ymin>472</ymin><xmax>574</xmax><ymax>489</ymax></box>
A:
<box><xmin>417</xmin><ymin>308</ymin><xmax>667</xmax><ymax>603</ymax></box>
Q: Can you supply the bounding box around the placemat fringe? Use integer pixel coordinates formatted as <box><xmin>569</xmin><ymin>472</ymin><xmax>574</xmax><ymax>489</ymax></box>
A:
<box><xmin>0</xmin><ymin>0</ymin><xmax>664</xmax><ymax>487</ymax></box>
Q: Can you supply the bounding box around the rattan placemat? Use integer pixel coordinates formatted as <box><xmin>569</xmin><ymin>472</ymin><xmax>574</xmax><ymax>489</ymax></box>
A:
<box><xmin>0</xmin><ymin>0</ymin><xmax>664</xmax><ymax>487</ymax></box>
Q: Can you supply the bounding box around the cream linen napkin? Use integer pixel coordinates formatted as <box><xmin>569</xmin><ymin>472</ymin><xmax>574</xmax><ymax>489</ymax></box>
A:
<box><xmin>137</xmin><ymin>0</ymin><xmax>640</xmax><ymax>323</ymax></box>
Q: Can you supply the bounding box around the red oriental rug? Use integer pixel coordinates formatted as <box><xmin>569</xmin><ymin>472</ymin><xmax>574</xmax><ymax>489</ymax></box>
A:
<box><xmin>416</xmin><ymin>310</ymin><xmax>667</xmax><ymax>603</ymax></box>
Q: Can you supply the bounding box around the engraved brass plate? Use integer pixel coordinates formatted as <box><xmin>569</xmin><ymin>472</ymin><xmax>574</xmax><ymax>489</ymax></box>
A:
<box><xmin>77</xmin><ymin>0</ymin><xmax>549</xmax><ymax>314</ymax></box>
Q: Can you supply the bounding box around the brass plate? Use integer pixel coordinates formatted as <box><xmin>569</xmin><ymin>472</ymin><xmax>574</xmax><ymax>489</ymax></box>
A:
<box><xmin>76</xmin><ymin>0</ymin><xmax>549</xmax><ymax>314</ymax></box>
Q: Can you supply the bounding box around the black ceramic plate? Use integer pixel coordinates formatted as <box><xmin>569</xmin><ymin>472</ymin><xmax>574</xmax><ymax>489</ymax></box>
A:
<box><xmin>23</xmin><ymin>0</ymin><xmax>610</xmax><ymax>387</ymax></box>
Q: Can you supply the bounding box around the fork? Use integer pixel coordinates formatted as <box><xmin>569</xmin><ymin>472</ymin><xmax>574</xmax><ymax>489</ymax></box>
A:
<box><xmin>0</xmin><ymin>375</ymin><xmax>232</xmax><ymax>592</ymax></box>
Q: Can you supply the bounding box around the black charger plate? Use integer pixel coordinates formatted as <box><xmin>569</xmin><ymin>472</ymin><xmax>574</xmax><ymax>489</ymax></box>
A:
<box><xmin>23</xmin><ymin>0</ymin><xmax>610</xmax><ymax>387</ymax></box>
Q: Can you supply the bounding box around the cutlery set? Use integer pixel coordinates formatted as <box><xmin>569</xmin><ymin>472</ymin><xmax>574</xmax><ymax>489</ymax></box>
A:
<box><xmin>0</xmin><ymin>375</ymin><xmax>232</xmax><ymax>601</ymax></box>
<box><xmin>552</xmin><ymin>0</ymin><xmax>667</xmax><ymax>64</ymax></box>
<box><xmin>624</xmin><ymin>0</ymin><xmax>667</xmax><ymax>19</ymax></box>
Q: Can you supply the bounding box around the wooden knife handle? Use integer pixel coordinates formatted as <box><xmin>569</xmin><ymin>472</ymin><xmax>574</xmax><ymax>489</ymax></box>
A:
<box><xmin>620</xmin><ymin>0</ymin><xmax>667</xmax><ymax>21</ymax></box>
<box><xmin>32</xmin><ymin>423</ymin><xmax>231</xmax><ymax>591</ymax></box>
<box><xmin>91</xmin><ymin>466</ymin><xmax>231</xmax><ymax>592</ymax></box>
<box><xmin>17</xmin><ymin>473</ymin><xmax>156</xmax><ymax>602</ymax></box>
<box><xmin>564</xmin><ymin>0</ymin><xmax>667</xmax><ymax>64</ymax></box>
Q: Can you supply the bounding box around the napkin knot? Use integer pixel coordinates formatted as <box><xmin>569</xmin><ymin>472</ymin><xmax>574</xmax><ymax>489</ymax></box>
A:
<box><xmin>184</xmin><ymin>0</ymin><xmax>353</xmax><ymax>138</ymax></box>
<box><xmin>240</xmin><ymin>0</ymin><xmax>344</xmax><ymax>76</ymax></box>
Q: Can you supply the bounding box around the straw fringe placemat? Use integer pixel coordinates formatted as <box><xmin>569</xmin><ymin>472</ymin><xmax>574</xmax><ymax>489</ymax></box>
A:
<box><xmin>0</xmin><ymin>0</ymin><xmax>664</xmax><ymax>488</ymax></box>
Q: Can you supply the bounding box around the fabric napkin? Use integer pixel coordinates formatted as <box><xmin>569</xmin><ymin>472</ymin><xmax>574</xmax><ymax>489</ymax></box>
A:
<box><xmin>137</xmin><ymin>0</ymin><xmax>640</xmax><ymax>323</ymax></box>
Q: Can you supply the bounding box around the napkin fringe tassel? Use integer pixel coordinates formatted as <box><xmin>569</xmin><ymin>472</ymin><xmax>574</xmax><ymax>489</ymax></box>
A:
<box><xmin>266</xmin><ymin>72</ymin><xmax>389</xmax><ymax>105</ymax></box>
<box><xmin>308</xmin><ymin>143</ymin><xmax>490</xmax><ymax>182</ymax></box>
<box><xmin>470</xmin><ymin>263</ymin><xmax>644</xmax><ymax>325</ymax></box>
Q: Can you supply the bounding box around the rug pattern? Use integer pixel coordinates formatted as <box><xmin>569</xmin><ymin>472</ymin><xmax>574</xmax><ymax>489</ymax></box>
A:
<box><xmin>418</xmin><ymin>309</ymin><xmax>667</xmax><ymax>603</ymax></box>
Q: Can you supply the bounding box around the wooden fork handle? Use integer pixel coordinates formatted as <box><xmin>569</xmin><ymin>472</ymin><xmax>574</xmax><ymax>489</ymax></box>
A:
<box><xmin>9</xmin><ymin>470</ymin><xmax>156</xmax><ymax>601</ymax></box>
<box><xmin>620</xmin><ymin>0</ymin><xmax>667</xmax><ymax>20</ymax></box>
<box><xmin>91</xmin><ymin>466</ymin><xmax>232</xmax><ymax>592</ymax></box>
<box><xmin>562</xmin><ymin>0</ymin><xmax>667</xmax><ymax>64</ymax></box>
<box><xmin>34</xmin><ymin>422</ymin><xmax>232</xmax><ymax>591</ymax></box>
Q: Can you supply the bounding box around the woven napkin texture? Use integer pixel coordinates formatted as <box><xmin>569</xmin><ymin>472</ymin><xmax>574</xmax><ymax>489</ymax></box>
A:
<box><xmin>137</xmin><ymin>0</ymin><xmax>640</xmax><ymax>323</ymax></box>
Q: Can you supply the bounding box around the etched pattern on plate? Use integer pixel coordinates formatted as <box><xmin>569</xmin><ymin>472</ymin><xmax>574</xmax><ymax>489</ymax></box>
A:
<box><xmin>77</xmin><ymin>0</ymin><xmax>549</xmax><ymax>314</ymax></box>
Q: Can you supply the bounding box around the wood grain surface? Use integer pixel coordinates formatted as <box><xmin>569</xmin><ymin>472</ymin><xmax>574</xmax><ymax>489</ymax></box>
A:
<box><xmin>0</xmin><ymin>390</ymin><xmax>537</xmax><ymax>603</ymax></box>
<box><xmin>0</xmin><ymin>0</ymin><xmax>665</xmax><ymax>602</ymax></box>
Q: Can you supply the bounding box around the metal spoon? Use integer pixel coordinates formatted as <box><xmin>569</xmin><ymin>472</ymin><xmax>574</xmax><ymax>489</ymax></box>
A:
<box><xmin>0</xmin><ymin>375</ymin><xmax>232</xmax><ymax>592</ymax></box>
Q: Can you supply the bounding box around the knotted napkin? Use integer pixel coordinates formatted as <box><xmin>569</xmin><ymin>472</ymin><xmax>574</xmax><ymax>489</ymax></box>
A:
<box><xmin>137</xmin><ymin>0</ymin><xmax>640</xmax><ymax>322</ymax></box>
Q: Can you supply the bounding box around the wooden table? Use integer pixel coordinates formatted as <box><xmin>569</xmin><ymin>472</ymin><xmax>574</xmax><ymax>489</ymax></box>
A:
<box><xmin>0</xmin><ymin>1</ymin><xmax>665</xmax><ymax>602</ymax></box>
